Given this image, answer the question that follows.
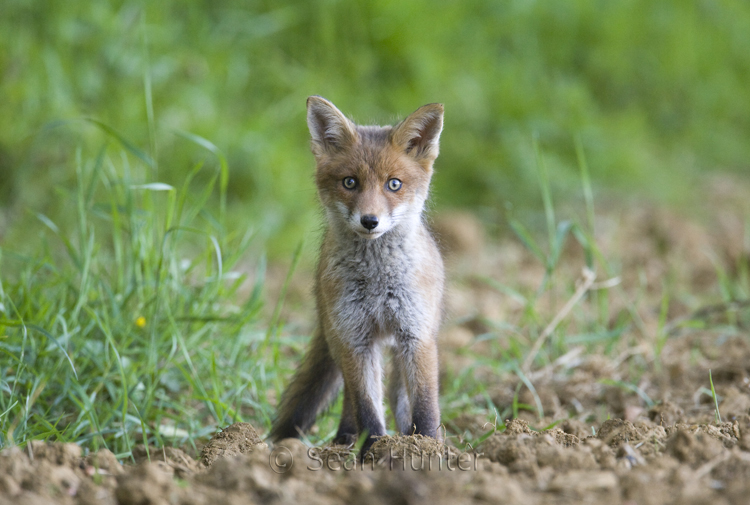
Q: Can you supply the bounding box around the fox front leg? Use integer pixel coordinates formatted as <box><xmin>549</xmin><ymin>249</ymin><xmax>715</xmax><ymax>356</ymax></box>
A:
<box><xmin>399</xmin><ymin>339</ymin><xmax>441</xmax><ymax>441</ymax></box>
<box><xmin>339</xmin><ymin>345</ymin><xmax>387</xmax><ymax>454</ymax></box>
<box><xmin>333</xmin><ymin>385</ymin><xmax>358</xmax><ymax>446</ymax></box>
<box><xmin>388</xmin><ymin>353</ymin><xmax>413</xmax><ymax>435</ymax></box>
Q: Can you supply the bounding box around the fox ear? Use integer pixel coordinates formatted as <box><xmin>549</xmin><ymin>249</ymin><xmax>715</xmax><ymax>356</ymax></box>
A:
<box><xmin>307</xmin><ymin>96</ymin><xmax>358</xmax><ymax>156</ymax></box>
<box><xmin>391</xmin><ymin>103</ymin><xmax>444</xmax><ymax>162</ymax></box>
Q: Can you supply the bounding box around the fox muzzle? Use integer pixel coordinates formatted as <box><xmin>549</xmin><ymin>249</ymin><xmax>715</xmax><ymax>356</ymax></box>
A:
<box><xmin>360</xmin><ymin>214</ymin><xmax>379</xmax><ymax>230</ymax></box>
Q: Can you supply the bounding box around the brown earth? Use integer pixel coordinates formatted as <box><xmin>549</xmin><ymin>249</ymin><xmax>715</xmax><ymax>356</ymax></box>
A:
<box><xmin>2</xmin><ymin>174</ymin><xmax>750</xmax><ymax>504</ymax></box>
<box><xmin>3</xmin><ymin>415</ymin><xmax>750</xmax><ymax>505</ymax></box>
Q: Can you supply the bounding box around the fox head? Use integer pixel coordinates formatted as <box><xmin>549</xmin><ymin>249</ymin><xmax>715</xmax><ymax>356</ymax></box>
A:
<box><xmin>306</xmin><ymin>96</ymin><xmax>443</xmax><ymax>240</ymax></box>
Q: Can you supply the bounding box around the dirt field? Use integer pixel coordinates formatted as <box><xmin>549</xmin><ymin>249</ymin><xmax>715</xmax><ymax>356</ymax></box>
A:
<box><xmin>2</xmin><ymin>175</ymin><xmax>750</xmax><ymax>504</ymax></box>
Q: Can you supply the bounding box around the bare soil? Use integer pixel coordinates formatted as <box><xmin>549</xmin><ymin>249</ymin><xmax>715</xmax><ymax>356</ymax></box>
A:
<box><xmin>4</xmin><ymin>413</ymin><xmax>750</xmax><ymax>505</ymax></box>
<box><xmin>2</xmin><ymin>174</ymin><xmax>750</xmax><ymax>504</ymax></box>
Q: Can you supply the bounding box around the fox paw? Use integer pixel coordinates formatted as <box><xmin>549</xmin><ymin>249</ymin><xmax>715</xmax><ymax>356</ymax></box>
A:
<box><xmin>333</xmin><ymin>433</ymin><xmax>357</xmax><ymax>447</ymax></box>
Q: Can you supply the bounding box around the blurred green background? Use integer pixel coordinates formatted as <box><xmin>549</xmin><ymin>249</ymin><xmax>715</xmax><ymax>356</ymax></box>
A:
<box><xmin>2</xmin><ymin>0</ymin><xmax>749</xmax><ymax>255</ymax></box>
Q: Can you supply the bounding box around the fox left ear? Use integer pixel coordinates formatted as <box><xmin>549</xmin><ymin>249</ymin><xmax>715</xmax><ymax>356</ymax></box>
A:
<box><xmin>390</xmin><ymin>103</ymin><xmax>444</xmax><ymax>163</ymax></box>
<box><xmin>307</xmin><ymin>96</ymin><xmax>358</xmax><ymax>158</ymax></box>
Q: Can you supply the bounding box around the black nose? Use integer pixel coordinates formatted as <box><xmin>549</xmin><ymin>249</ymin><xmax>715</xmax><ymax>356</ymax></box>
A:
<box><xmin>360</xmin><ymin>214</ymin><xmax>379</xmax><ymax>230</ymax></box>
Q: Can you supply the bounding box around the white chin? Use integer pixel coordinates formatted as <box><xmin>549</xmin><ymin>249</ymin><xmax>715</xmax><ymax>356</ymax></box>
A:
<box><xmin>355</xmin><ymin>230</ymin><xmax>384</xmax><ymax>239</ymax></box>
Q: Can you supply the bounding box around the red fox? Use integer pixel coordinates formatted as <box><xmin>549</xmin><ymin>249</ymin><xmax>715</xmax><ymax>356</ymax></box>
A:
<box><xmin>269</xmin><ymin>96</ymin><xmax>445</xmax><ymax>454</ymax></box>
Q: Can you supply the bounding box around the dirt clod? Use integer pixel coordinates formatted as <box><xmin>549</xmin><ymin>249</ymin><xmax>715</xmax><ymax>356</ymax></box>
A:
<box><xmin>597</xmin><ymin>418</ymin><xmax>638</xmax><ymax>448</ymax></box>
<box><xmin>665</xmin><ymin>429</ymin><xmax>724</xmax><ymax>467</ymax></box>
<box><xmin>649</xmin><ymin>400</ymin><xmax>685</xmax><ymax>425</ymax></box>
<box><xmin>719</xmin><ymin>386</ymin><xmax>750</xmax><ymax>420</ymax></box>
<box><xmin>199</xmin><ymin>422</ymin><xmax>267</xmax><ymax>468</ymax></box>
<box><xmin>115</xmin><ymin>463</ymin><xmax>176</xmax><ymax>505</ymax></box>
<box><xmin>132</xmin><ymin>445</ymin><xmax>201</xmax><ymax>478</ymax></box>
<box><xmin>368</xmin><ymin>434</ymin><xmax>447</xmax><ymax>469</ymax></box>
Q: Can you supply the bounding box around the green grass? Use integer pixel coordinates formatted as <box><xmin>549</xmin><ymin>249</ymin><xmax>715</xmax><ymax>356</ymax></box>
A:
<box><xmin>2</xmin><ymin>0</ymin><xmax>750</xmax><ymax>457</ymax></box>
<box><xmin>3</xmin><ymin>1</ymin><xmax>750</xmax><ymax>255</ymax></box>
<box><xmin>0</xmin><ymin>143</ymin><xmax>280</xmax><ymax>458</ymax></box>
<box><xmin>709</xmin><ymin>369</ymin><xmax>721</xmax><ymax>424</ymax></box>
<box><xmin>1</xmin><ymin>130</ymin><xmax>748</xmax><ymax>456</ymax></box>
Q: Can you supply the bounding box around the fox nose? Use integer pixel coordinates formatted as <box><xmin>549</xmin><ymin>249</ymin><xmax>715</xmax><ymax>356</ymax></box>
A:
<box><xmin>360</xmin><ymin>214</ymin><xmax>379</xmax><ymax>230</ymax></box>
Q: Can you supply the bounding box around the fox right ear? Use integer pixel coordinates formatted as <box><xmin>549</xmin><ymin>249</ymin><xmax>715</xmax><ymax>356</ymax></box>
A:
<box><xmin>307</xmin><ymin>96</ymin><xmax>358</xmax><ymax>156</ymax></box>
<box><xmin>390</xmin><ymin>103</ymin><xmax>444</xmax><ymax>164</ymax></box>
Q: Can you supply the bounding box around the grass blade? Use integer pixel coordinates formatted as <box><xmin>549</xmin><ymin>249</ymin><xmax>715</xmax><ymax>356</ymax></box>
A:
<box><xmin>85</xmin><ymin>118</ymin><xmax>155</xmax><ymax>169</ymax></box>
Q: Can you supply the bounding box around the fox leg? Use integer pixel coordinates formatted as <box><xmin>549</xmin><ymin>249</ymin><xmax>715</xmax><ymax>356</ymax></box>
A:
<box><xmin>388</xmin><ymin>354</ymin><xmax>412</xmax><ymax>434</ymax></box>
<box><xmin>401</xmin><ymin>339</ymin><xmax>441</xmax><ymax>441</ymax></box>
<box><xmin>269</xmin><ymin>329</ymin><xmax>342</xmax><ymax>441</ymax></box>
<box><xmin>339</xmin><ymin>345</ymin><xmax>386</xmax><ymax>454</ymax></box>
<box><xmin>333</xmin><ymin>386</ymin><xmax>357</xmax><ymax>446</ymax></box>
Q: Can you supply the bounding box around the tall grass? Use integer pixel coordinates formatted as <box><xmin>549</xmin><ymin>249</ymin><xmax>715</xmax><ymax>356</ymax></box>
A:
<box><xmin>0</xmin><ymin>135</ymin><xmax>281</xmax><ymax>458</ymax></box>
<box><xmin>3</xmin><ymin>0</ymin><xmax>750</xmax><ymax>254</ymax></box>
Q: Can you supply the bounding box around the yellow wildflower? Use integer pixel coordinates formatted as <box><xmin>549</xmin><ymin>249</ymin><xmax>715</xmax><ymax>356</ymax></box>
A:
<box><xmin>135</xmin><ymin>316</ymin><xmax>146</xmax><ymax>328</ymax></box>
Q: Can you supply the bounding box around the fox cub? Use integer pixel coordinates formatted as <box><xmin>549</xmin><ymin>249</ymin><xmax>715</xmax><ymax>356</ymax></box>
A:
<box><xmin>269</xmin><ymin>96</ymin><xmax>445</xmax><ymax>454</ymax></box>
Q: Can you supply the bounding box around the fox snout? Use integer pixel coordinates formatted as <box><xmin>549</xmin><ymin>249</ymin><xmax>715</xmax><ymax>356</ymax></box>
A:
<box><xmin>351</xmin><ymin>208</ymin><xmax>388</xmax><ymax>238</ymax></box>
<box><xmin>308</xmin><ymin>96</ymin><xmax>443</xmax><ymax>242</ymax></box>
<box><xmin>360</xmin><ymin>214</ymin><xmax>379</xmax><ymax>230</ymax></box>
<box><xmin>347</xmin><ymin>190</ymin><xmax>392</xmax><ymax>237</ymax></box>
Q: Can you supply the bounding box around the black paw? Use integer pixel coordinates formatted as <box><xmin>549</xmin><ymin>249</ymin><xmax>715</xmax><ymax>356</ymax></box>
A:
<box><xmin>333</xmin><ymin>433</ymin><xmax>357</xmax><ymax>447</ymax></box>
<box><xmin>358</xmin><ymin>435</ymin><xmax>379</xmax><ymax>461</ymax></box>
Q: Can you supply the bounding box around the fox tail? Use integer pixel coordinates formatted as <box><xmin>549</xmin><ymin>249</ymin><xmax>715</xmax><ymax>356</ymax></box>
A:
<box><xmin>269</xmin><ymin>329</ymin><xmax>341</xmax><ymax>441</ymax></box>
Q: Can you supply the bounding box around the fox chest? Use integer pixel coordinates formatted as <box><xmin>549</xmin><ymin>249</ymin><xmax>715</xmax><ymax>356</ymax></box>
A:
<box><xmin>324</xmin><ymin>248</ymin><xmax>425</xmax><ymax>344</ymax></box>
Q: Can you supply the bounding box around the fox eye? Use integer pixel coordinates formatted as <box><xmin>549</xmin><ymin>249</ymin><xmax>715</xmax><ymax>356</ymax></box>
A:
<box><xmin>342</xmin><ymin>177</ymin><xmax>357</xmax><ymax>189</ymax></box>
<box><xmin>387</xmin><ymin>178</ymin><xmax>402</xmax><ymax>192</ymax></box>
